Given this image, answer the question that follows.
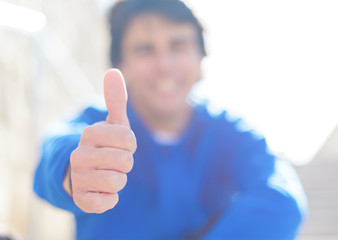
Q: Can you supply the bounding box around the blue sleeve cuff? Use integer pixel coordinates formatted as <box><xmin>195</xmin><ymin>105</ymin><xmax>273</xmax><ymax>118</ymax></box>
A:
<box><xmin>33</xmin><ymin>134</ymin><xmax>85</xmax><ymax>215</ymax></box>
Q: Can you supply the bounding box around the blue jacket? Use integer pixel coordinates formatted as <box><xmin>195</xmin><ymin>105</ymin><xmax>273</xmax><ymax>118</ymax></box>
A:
<box><xmin>34</xmin><ymin>102</ymin><xmax>307</xmax><ymax>240</ymax></box>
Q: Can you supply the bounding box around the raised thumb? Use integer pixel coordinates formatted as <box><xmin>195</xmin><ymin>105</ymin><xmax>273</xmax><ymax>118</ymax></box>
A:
<box><xmin>103</xmin><ymin>69</ymin><xmax>129</xmax><ymax>127</ymax></box>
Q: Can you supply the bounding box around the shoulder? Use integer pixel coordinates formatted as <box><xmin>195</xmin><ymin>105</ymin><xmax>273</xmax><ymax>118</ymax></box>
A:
<box><xmin>193</xmin><ymin>101</ymin><xmax>265</xmax><ymax>145</ymax></box>
<box><xmin>70</xmin><ymin>104</ymin><xmax>107</xmax><ymax>125</ymax></box>
<box><xmin>44</xmin><ymin>104</ymin><xmax>107</xmax><ymax>138</ymax></box>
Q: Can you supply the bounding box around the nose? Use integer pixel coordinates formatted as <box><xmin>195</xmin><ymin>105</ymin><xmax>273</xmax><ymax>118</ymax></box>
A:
<box><xmin>154</xmin><ymin>50</ymin><xmax>175</xmax><ymax>74</ymax></box>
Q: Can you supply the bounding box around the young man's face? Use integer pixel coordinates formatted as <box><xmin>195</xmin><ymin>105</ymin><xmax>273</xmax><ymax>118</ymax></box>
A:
<box><xmin>119</xmin><ymin>13</ymin><xmax>203</xmax><ymax>118</ymax></box>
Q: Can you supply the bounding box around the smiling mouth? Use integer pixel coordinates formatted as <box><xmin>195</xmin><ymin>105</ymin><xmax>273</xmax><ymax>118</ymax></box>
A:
<box><xmin>154</xmin><ymin>78</ymin><xmax>179</xmax><ymax>95</ymax></box>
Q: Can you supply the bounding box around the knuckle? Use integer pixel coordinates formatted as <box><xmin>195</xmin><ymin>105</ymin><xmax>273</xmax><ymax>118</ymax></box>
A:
<box><xmin>73</xmin><ymin>190</ymin><xmax>104</xmax><ymax>213</ymax></box>
<box><xmin>110</xmin><ymin>172</ymin><xmax>127</xmax><ymax>192</ymax></box>
<box><xmin>73</xmin><ymin>198</ymin><xmax>81</xmax><ymax>210</ymax></box>
<box><xmin>81</xmin><ymin>125</ymin><xmax>95</xmax><ymax>144</ymax></box>
<box><xmin>106</xmin><ymin>173</ymin><xmax>117</xmax><ymax>192</ymax></box>
<box><xmin>70</xmin><ymin>172</ymin><xmax>82</xmax><ymax>187</ymax></box>
<box><xmin>74</xmin><ymin>192</ymin><xmax>118</xmax><ymax>213</ymax></box>
<box><xmin>123</xmin><ymin>151</ymin><xmax>134</xmax><ymax>173</ymax></box>
<box><xmin>70</xmin><ymin>148</ymin><xmax>81</xmax><ymax>166</ymax></box>
<box><xmin>73</xmin><ymin>192</ymin><xmax>89</xmax><ymax>211</ymax></box>
<box><xmin>112</xmin><ymin>193</ymin><xmax>119</xmax><ymax>207</ymax></box>
<box><xmin>121</xmin><ymin>128</ymin><xmax>137</xmax><ymax>153</ymax></box>
<box><xmin>70</xmin><ymin>148</ymin><xmax>89</xmax><ymax>169</ymax></box>
<box><xmin>120</xmin><ymin>173</ymin><xmax>127</xmax><ymax>187</ymax></box>
<box><xmin>119</xmin><ymin>173</ymin><xmax>127</xmax><ymax>190</ymax></box>
<box><xmin>88</xmin><ymin>196</ymin><xmax>104</xmax><ymax>214</ymax></box>
<box><xmin>72</xmin><ymin>191</ymin><xmax>80</xmax><ymax>203</ymax></box>
<box><xmin>80</xmin><ymin>194</ymin><xmax>104</xmax><ymax>214</ymax></box>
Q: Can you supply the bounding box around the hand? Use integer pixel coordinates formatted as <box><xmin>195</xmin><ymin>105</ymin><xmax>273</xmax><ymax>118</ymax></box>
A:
<box><xmin>67</xmin><ymin>69</ymin><xmax>137</xmax><ymax>213</ymax></box>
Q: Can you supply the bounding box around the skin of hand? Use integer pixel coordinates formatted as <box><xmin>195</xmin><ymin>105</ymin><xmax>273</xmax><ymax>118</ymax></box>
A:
<box><xmin>63</xmin><ymin>69</ymin><xmax>137</xmax><ymax>214</ymax></box>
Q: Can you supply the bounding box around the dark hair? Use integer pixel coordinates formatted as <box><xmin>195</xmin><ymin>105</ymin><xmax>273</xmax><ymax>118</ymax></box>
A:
<box><xmin>108</xmin><ymin>0</ymin><xmax>207</xmax><ymax>66</ymax></box>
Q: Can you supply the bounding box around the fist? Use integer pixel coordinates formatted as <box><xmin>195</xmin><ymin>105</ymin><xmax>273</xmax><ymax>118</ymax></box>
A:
<box><xmin>69</xmin><ymin>69</ymin><xmax>137</xmax><ymax>213</ymax></box>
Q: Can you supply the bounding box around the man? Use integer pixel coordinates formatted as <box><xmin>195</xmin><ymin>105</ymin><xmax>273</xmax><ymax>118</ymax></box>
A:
<box><xmin>34</xmin><ymin>0</ymin><xmax>307</xmax><ymax>239</ymax></box>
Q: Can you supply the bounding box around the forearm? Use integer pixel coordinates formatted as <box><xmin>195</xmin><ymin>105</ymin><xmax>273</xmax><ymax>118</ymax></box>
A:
<box><xmin>202</xmin><ymin>187</ymin><xmax>305</xmax><ymax>240</ymax></box>
<box><xmin>203</xmin><ymin>157</ymin><xmax>308</xmax><ymax>240</ymax></box>
<box><xmin>33</xmin><ymin>134</ymin><xmax>83</xmax><ymax>214</ymax></box>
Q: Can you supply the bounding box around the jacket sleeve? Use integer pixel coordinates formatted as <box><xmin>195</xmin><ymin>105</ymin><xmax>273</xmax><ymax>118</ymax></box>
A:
<box><xmin>203</xmin><ymin>133</ymin><xmax>308</xmax><ymax>240</ymax></box>
<box><xmin>33</xmin><ymin>121</ymin><xmax>87</xmax><ymax>215</ymax></box>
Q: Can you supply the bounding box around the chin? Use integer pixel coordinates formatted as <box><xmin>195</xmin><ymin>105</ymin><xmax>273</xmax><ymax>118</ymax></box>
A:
<box><xmin>152</xmin><ymin>102</ymin><xmax>186</xmax><ymax>118</ymax></box>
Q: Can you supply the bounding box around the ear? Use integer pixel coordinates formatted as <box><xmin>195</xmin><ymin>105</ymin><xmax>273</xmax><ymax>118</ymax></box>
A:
<box><xmin>196</xmin><ymin>56</ymin><xmax>205</xmax><ymax>83</ymax></box>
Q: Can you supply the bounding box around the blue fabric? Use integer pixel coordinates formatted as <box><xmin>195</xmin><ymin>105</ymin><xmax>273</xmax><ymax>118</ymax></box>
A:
<box><xmin>33</xmin><ymin>102</ymin><xmax>307</xmax><ymax>240</ymax></box>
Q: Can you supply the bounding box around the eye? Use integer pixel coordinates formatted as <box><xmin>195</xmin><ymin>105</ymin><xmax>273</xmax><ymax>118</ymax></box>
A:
<box><xmin>133</xmin><ymin>44</ymin><xmax>154</xmax><ymax>57</ymax></box>
<box><xmin>171</xmin><ymin>41</ymin><xmax>188</xmax><ymax>53</ymax></box>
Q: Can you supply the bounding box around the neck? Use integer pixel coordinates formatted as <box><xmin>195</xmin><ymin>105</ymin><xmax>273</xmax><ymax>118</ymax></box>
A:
<box><xmin>130</xmin><ymin>99</ymin><xmax>193</xmax><ymax>135</ymax></box>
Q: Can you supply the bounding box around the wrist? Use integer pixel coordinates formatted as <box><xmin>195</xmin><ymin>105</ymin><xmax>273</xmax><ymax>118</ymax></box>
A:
<box><xmin>63</xmin><ymin>164</ymin><xmax>73</xmax><ymax>197</ymax></box>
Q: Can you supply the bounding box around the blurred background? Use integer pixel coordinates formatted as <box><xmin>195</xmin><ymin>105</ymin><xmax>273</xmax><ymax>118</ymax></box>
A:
<box><xmin>0</xmin><ymin>0</ymin><xmax>337</xmax><ymax>239</ymax></box>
